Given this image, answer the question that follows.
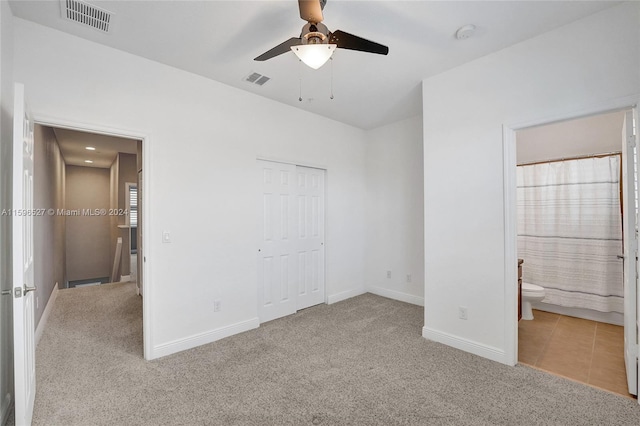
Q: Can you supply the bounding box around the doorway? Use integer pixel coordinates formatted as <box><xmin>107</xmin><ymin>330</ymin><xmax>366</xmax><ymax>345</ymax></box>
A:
<box><xmin>504</xmin><ymin>105</ymin><xmax>639</xmax><ymax>398</ymax></box>
<box><xmin>257</xmin><ymin>160</ymin><xmax>326</xmax><ymax>323</ymax></box>
<box><xmin>31</xmin><ymin>118</ymin><xmax>149</xmax><ymax>358</ymax></box>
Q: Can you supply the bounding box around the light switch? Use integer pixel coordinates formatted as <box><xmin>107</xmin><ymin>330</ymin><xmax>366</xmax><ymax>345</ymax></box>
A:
<box><xmin>162</xmin><ymin>231</ymin><xmax>171</xmax><ymax>243</ymax></box>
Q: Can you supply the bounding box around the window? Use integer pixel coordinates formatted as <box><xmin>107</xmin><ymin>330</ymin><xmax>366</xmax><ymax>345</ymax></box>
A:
<box><xmin>128</xmin><ymin>184</ymin><xmax>138</xmax><ymax>227</ymax></box>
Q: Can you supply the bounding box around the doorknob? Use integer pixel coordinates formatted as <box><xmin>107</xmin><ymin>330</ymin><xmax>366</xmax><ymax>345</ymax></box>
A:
<box><xmin>617</xmin><ymin>255</ymin><xmax>624</xmax><ymax>259</ymax></box>
<box><xmin>23</xmin><ymin>284</ymin><xmax>37</xmax><ymax>294</ymax></box>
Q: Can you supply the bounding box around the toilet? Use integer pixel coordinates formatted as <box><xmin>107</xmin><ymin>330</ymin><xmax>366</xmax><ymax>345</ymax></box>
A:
<box><xmin>521</xmin><ymin>282</ymin><xmax>545</xmax><ymax>320</ymax></box>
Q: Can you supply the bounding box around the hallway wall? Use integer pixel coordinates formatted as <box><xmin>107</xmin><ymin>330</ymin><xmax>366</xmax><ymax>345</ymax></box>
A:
<box><xmin>65</xmin><ymin>165</ymin><xmax>111</xmax><ymax>283</ymax></box>
<box><xmin>33</xmin><ymin>124</ymin><xmax>65</xmax><ymax>322</ymax></box>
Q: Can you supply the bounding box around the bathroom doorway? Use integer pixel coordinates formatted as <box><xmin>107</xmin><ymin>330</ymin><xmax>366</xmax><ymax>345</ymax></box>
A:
<box><xmin>507</xmin><ymin>107</ymin><xmax>638</xmax><ymax>398</ymax></box>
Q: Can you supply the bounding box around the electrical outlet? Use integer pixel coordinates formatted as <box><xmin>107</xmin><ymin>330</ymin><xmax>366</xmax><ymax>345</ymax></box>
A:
<box><xmin>406</xmin><ymin>274</ymin><xmax>412</xmax><ymax>283</ymax></box>
<box><xmin>458</xmin><ymin>306</ymin><xmax>468</xmax><ymax>320</ymax></box>
<box><xmin>213</xmin><ymin>299</ymin><xmax>222</xmax><ymax>312</ymax></box>
<box><xmin>386</xmin><ymin>270</ymin><xmax>391</xmax><ymax>279</ymax></box>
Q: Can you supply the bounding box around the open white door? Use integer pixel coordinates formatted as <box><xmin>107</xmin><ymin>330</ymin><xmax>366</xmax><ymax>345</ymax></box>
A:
<box><xmin>12</xmin><ymin>83</ymin><xmax>37</xmax><ymax>424</ymax></box>
<box><xmin>621</xmin><ymin>109</ymin><xmax>639</xmax><ymax>397</ymax></box>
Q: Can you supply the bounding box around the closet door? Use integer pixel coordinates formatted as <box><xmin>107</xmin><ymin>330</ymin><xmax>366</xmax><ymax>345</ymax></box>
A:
<box><xmin>295</xmin><ymin>166</ymin><xmax>325</xmax><ymax>310</ymax></box>
<box><xmin>257</xmin><ymin>160</ymin><xmax>297</xmax><ymax>323</ymax></box>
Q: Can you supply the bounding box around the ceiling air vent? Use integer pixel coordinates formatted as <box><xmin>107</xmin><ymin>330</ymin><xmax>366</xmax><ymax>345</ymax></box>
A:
<box><xmin>244</xmin><ymin>72</ymin><xmax>271</xmax><ymax>87</ymax></box>
<box><xmin>255</xmin><ymin>76</ymin><xmax>270</xmax><ymax>86</ymax></box>
<box><xmin>60</xmin><ymin>0</ymin><xmax>114</xmax><ymax>33</ymax></box>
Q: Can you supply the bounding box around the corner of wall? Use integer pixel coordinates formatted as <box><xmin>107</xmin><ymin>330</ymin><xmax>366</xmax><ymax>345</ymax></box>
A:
<box><xmin>151</xmin><ymin>317</ymin><xmax>260</xmax><ymax>359</ymax></box>
<box><xmin>327</xmin><ymin>287</ymin><xmax>366</xmax><ymax>305</ymax></box>
<box><xmin>363</xmin><ymin>115</ymin><xmax>425</xmax><ymax>306</ymax></box>
<box><xmin>422</xmin><ymin>326</ymin><xmax>510</xmax><ymax>365</ymax></box>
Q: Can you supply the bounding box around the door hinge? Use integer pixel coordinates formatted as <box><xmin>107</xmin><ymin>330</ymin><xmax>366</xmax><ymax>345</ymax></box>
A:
<box><xmin>14</xmin><ymin>287</ymin><xmax>22</xmax><ymax>298</ymax></box>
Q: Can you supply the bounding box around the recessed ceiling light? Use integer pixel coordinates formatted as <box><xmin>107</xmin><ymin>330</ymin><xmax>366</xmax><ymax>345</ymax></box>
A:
<box><xmin>85</xmin><ymin>146</ymin><xmax>96</xmax><ymax>151</ymax></box>
<box><xmin>84</xmin><ymin>160</ymin><xmax>93</xmax><ymax>164</ymax></box>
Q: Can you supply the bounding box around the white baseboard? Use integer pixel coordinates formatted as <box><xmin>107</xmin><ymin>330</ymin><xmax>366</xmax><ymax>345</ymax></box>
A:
<box><xmin>1</xmin><ymin>393</ymin><xmax>11</xmax><ymax>426</ymax></box>
<box><xmin>422</xmin><ymin>326</ymin><xmax>508</xmax><ymax>365</ymax></box>
<box><xmin>327</xmin><ymin>287</ymin><xmax>365</xmax><ymax>305</ymax></box>
<box><xmin>35</xmin><ymin>283</ymin><xmax>59</xmax><ymax>347</ymax></box>
<box><xmin>533</xmin><ymin>302</ymin><xmax>623</xmax><ymax>326</ymax></box>
<box><xmin>152</xmin><ymin>317</ymin><xmax>260</xmax><ymax>359</ymax></box>
<box><xmin>367</xmin><ymin>286</ymin><xmax>424</xmax><ymax>306</ymax></box>
<box><xmin>119</xmin><ymin>275</ymin><xmax>131</xmax><ymax>283</ymax></box>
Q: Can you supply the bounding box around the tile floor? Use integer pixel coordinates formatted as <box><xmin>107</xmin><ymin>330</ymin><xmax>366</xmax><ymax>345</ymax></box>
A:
<box><xmin>518</xmin><ymin>310</ymin><xmax>632</xmax><ymax>398</ymax></box>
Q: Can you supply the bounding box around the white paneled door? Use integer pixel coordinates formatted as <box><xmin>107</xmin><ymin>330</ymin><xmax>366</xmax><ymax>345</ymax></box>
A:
<box><xmin>258</xmin><ymin>160</ymin><xmax>325</xmax><ymax>323</ymax></box>
<box><xmin>12</xmin><ymin>83</ymin><xmax>37</xmax><ymax>425</ymax></box>
<box><xmin>622</xmin><ymin>109</ymin><xmax>639</xmax><ymax>397</ymax></box>
<box><xmin>295</xmin><ymin>166</ymin><xmax>325</xmax><ymax>310</ymax></box>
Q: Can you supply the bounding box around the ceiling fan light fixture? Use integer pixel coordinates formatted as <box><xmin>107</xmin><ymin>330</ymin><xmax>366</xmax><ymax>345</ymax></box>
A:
<box><xmin>291</xmin><ymin>44</ymin><xmax>336</xmax><ymax>69</ymax></box>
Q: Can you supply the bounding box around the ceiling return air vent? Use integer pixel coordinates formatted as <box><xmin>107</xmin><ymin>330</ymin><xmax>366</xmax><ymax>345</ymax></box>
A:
<box><xmin>244</xmin><ymin>72</ymin><xmax>271</xmax><ymax>86</ymax></box>
<box><xmin>60</xmin><ymin>0</ymin><xmax>114</xmax><ymax>33</ymax></box>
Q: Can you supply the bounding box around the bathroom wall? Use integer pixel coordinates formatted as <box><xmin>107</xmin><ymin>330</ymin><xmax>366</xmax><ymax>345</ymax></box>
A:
<box><xmin>517</xmin><ymin>110</ymin><xmax>626</xmax><ymax>164</ymax></box>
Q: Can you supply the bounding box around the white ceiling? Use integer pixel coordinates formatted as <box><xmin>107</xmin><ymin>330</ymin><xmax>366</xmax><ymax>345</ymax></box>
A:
<box><xmin>10</xmin><ymin>0</ymin><xmax>621</xmax><ymax>130</ymax></box>
<box><xmin>53</xmin><ymin>127</ymin><xmax>138</xmax><ymax>168</ymax></box>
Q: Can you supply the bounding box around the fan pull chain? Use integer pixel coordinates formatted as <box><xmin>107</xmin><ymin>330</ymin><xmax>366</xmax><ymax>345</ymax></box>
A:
<box><xmin>299</xmin><ymin>60</ymin><xmax>303</xmax><ymax>102</ymax></box>
<box><xmin>330</xmin><ymin>57</ymin><xmax>334</xmax><ymax>100</ymax></box>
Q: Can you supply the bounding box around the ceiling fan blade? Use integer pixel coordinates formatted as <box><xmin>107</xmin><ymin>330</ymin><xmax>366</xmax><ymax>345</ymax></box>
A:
<box><xmin>298</xmin><ymin>0</ymin><xmax>323</xmax><ymax>23</ymax></box>
<box><xmin>254</xmin><ymin>37</ymin><xmax>301</xmax><ymax>61</ymax></box>
<box><xmin>329</xmin><ymin>30</ymin><xmax>389</xmax><ymax>55</ymax></box>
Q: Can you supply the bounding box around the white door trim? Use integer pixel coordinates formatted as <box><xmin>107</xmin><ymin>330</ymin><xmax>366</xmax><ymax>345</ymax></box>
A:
<box><xmin>31</xmin><ymin>114</ymin><xmax>153</xmax><ymax>360</ymax></box>
<box><xmin>502</xmin><ymin>94</ymin><xmax>640</xmax><ymax>368</ymax></box>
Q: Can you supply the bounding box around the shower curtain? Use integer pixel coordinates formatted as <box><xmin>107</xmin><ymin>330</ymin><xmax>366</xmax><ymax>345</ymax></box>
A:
<box><xmin>517</xmin><ymin>155</ymin><xmax>623</xmax><ymax>313</ymax></box>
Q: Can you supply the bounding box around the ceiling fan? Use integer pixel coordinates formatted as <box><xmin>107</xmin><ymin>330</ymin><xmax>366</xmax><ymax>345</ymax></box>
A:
<box><xmin>254</xmin><ymin>0</ymin><xmax>389</xmax><ymax>69</ymax></box>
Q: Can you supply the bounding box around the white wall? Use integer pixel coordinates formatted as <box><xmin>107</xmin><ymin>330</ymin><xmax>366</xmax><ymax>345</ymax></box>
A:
<box><xmin>365</xmin><ymin>116</ymin><xmax>424</xmax><ymax>305</ymax></box>
<box><xmin>13</xmin><ymin>18</ymin><xmax>368</xmax><ymax>359</ymax></box>
<box><xmin>516</xmin><ymin>110</ymin><xmax>626</xmax><ymax>164</ymax></box>
<box><xmin>0</xmin><ymin>0</ymin><xmax>13</xmax><ymax>421</ymax></box>
<box><xmin>422</xmin><ymin>2</ymin><xmax>639</xmax><ymax>363</ymax></box>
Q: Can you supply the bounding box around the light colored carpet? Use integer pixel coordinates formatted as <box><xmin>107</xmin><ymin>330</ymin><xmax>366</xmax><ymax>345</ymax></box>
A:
<box><xmin>27</xmin><ymin>283</ymin><xmax>640</xmax><ymax>425</ymax></box>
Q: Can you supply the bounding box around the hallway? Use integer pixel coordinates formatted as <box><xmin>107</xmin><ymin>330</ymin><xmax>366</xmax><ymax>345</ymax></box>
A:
<box><xmin>33</xmin><ymin>282</ymin><xmax>142</xmax><ymax>424</ymax></box>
